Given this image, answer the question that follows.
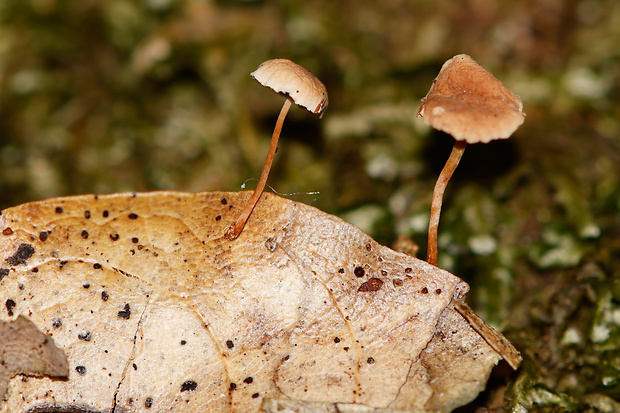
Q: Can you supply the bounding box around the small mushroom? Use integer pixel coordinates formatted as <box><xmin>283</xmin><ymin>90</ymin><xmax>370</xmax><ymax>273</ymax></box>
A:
<box><xmin>417</xmin><ymin>54</ymin><xmax>524</xmax><ymax>266</ymax></box>
<box><xmin>226</xmin><ymin>59</ymin><xmax>328</xmax><ymax>241</ymax></box>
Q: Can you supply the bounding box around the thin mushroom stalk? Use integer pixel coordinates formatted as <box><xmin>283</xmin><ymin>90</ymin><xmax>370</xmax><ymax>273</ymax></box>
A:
<box><xmin>224</xmin><ymin>59</ymin><xmax>328</xmax><ymax>241</ymax></box>
<box><xmin>225</xmin><ymin>98</ymin><xmax>292</xmax><ymax>241</ymax></box>
<box><xmin>426</xmin><ymin>140</ymin><xmax>467</xmax><ymax>266</ymax></box>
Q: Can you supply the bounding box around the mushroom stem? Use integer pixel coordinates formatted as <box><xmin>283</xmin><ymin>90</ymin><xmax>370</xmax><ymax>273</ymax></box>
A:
<box><xmin>225</xmin><ymin>98</ymin><xmax>293</xmax><ymax>241</ymax></box>
<box><xmin>427</xmin><ymin>140</ymin><xmax>467</xmax><ymax>266</ymax></box>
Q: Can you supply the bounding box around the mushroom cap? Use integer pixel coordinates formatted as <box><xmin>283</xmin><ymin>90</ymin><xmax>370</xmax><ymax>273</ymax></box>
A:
<box><xmin>417</xmin><ymin>54</ymin><xmax>524</xmax><ymax>144</ymax></box>
<box><xmin>251</xmin><ymin>59</ymin><xmax>328</xmax><ymax>117</ymax></box>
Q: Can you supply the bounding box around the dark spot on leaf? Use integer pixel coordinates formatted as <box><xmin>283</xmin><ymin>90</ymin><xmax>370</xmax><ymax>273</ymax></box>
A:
<box><xmin>180</xmin><ymin>340</ymin><xmax>187</xmax><ymax>345</ymax></box>
<box><xmin>243</xmin><ymin>377</ymin><xmax>253</xmax><ymax>384</ymax></box>
<box><xmin>0</xmin><ymin>268</ymin><xmax>9</xmax><ymax>281</ymax></box>
<box><xmin>117</xmin><ymin>303</ymin><xmax>131</xmax><ymax>319</ymax></box>
<box><xmin>75</xmin><ymin>366</ymin><xmax>87</xmax><ymax>375</ymax></box>
<box><xmin>421</xmin><ymin>287</ymin><xmax>429</xmax><ymax>294</ymax></box>
<box><xmin>128</xmin><ymin>213</ymin><xmax>138</xmax><ymax>220</ymax></box>
<box><xmin>338</xmin><ymin>268</ymin><xmax>344</xmax><ymax>273</ymax></box>
<box><xmin>52</xmin><ymin>318</ymin><xmax>62</xmax><ymax>328</ymax></box>
<box><xmin>55</xmin><ymin>207</ymin><xmax>63</xmax><ymax>214</ymax></box>
<box><xmin>103</xmin><ymin>210</ymin><xmax>109</xmax><ymax>218</ymax></box>
<box><xmin>405</xmin><ymin>267</ymin><xmax>412</xmax><ymax>273</ymax></box>
<box><xmin>358</xmin><ymin>278</ymin><xmax>384</xmax><ymax>292</ymax></box>
<box><xmin>132</xmin><ymin>363</ymin><xmax>137</xmax><ymax>370</ymax></box>
<box><xmin>221</xmin><ymin>198</ymin><xmax>228</xmax><ymax>205</ymax></box>
<box><xmin>343</xmin><ymin>346</ymin><xmax>349</xmax><ymax>351</ymax></box>
<box><xmin>60</xmin><ymin>260</ymin><xmax>68</xmax><ymax>269</ymax></box>
<box><xmin>2</xmin><ymin>227</ymin><xmax>13</xmax><ymax>236</ymax></box>
<box><xmin>334</xmin><ymin>337</ymin><xmax>340</xmax><ymax>343</ymax></box>
<box><xmin>229</xmin><ymin>382</ymin><xmax>237</xmax><ymax>391</ymax></box>
<box><xmin>83</xmin><ymin>283</ymin><xmax>90</xmax><ymax>289</ymax></box>
<box><xmin>101</xmin><ymin>291</ymin><xmax>109</xmax><ymax>301</ymax></box>
<box><xmin>110</xmin><ymin>233</ymin><xmax>120</xmax><ymax>241</ymax></box>
<box><xmin>252</xmin><ymin>393</ymin><xmax>260</xmax><ymax>399</ymax></box>
<box><xmin>215</xmin><ymin>215</ymin><xmax>221</xmax><ymax>221</ymax></box>
<box><xmin>367</xmin><ymin>357</ymin><xmax>375</xmax><ymax>364</ymax></box>
<box><xmin>81</xmin><ymin>230</ymin><xmax>89</xmax><ymax>239</ymax></box>
<box><xmin>283</xmin><ymin>355</ymin><xmax>290</xmax><ymax>362</ymax></box>
<box><xmin>393</xmin><ymin>279</ymin><xmax>403</xmax><ymax>287</ymax></box>
<box><xmin>32</xmin><ymin>267</ymin><xmax>38</xmax><ymax>273</ymax></box>
<box><xmin>354</xmin><ymin>266</ymin><xmax>365</xmax><ymax>277</ymax></box>
<box><xmin>94</xmin><ymin>263</ymin><xmax>102</xmax><ymax>269</ymax></box>
<box><xmin>264</xmin><ymin>238</ymin><xmax>277</xmax><ymax>252</ymax></box>
<box><xmin>226</xmin><ymin>340</ymin><xmax>234</xmax><ymax>349</ymax></box>
<box><xmin>365</xmin><ymin>243</ymin><xmax>371</xmax><ymax>251</ymax></box>
<box><xmin>181</xmin><ymin>380</ymin><xmax>197</xmax><ymax>392</ymax></box>
<box><xmin>145</xmin><ymin>397</ymin><xmax>153</xmax><ymax>408</ymax></box>
<box><xmin>5</xmin><ymin>299</ymin><xmax>16</xmax><ymax>316</ymax></box>
<box><xmin>132</xmin><ymin>237</ymin><xmax>139</xmax><ymax>243</ymax></box>
<box><xmin>435</xmin><ymin>288</ymin><xmax>442</xmax><ymax>295</ymax></box>
<box><xmin>78</xmin><ymin>331</ymin><xmax>91</xmax><ymax>341</ymax></box>
<box><xmin>85</xmin><ymin>210</ymin><xmax>91</xmax><ymax>219</ymax></box>
<box><xmin>39</xmin><ymin>231</ymin><xmax>48</xmax><ymax>241</ymax></box>
<box><xmin>7</xmin><ymin>244</ymin><xmax>35</xmax><ymax>266</ymax></box>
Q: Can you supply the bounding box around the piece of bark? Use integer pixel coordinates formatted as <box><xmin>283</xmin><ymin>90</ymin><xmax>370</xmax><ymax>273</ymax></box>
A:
<box><xmin>0</xmin><ymin>191</ymin><xmax>520</xmax><ymax>412</ymax></box>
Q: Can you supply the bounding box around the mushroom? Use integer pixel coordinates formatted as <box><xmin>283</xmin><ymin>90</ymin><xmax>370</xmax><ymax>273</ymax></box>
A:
<box><xmin>417</xmin><ymin>54</ymin><xmax>524</xmax><ymax>266</ymax></box>
<box><xmin>225</xmin><ymin>59</ymin><xmax>328</xmax><ymax>241</ymax></box>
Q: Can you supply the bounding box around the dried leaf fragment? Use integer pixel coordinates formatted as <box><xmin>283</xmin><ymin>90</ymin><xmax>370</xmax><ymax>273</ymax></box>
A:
<box><xmin>261</xmin><ymin>398</ymin><xmax>412</xmax><ymax>412</ymax></box>
<box><xmin>454</xmin><ymin>300</ymin><xmax>522</xmax><ymax>370</ymax></box>
<box><xmin>0</xmin><ymin>315</ymin><xmax>69</xmax><ymax>401</ymax></box>
<box><xmin>0</xmin><ymin>191</ymin><xmax>519</xmax><ymax>412</ymax></box>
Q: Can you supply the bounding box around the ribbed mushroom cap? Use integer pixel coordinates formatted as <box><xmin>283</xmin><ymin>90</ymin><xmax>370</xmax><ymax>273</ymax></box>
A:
<box><xmin>251</xmin><ymin>59</ymin><xmax>328</xmax><ymax>117</ymax></box>
<box><xmin>417</xmin><ymin>54</ymin><xmax>524</xmax><ymax>144</ymax></box>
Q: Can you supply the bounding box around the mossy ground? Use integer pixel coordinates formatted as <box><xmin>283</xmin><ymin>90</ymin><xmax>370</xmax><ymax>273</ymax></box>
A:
<box><xmin>1</xmin><ymin>1</ymin><xmax>619</xmax><ymax>411</ymax></box>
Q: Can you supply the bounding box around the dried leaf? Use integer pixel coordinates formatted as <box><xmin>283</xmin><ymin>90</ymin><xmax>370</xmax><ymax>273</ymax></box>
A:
<box><xmin>0</xmin><ymin>315</ymin><xmax>69</xmax><ymax>401</ymax></box>
<box><xmin>0</xmin><ymin>191</ymin><xmax>519</xmax><ymax>412</ymax></box>
<box><xmin>261</xmin><ymin>398</ymin><xmax>412</xmax><ymax>412</ymax></box>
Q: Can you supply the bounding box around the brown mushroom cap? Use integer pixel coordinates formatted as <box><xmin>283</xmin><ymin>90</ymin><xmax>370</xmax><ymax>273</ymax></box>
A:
<box><xmin>251</xmin><ymin>59</ymin><xmax>328</xmax><ymax>117</ymax></box>
<box><xmin>417</xmin><ymin>54</ymin><xmax>524</xmax><ymax>144</ymax></box>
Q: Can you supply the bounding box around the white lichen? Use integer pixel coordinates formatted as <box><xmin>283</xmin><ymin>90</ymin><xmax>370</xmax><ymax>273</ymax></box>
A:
<box><xmin>591</xmin><ymin>324</ymin><xmax>610</xmax><ymax>343</ymax></box>
<box><xmin>561</xmin><ymin>327</ymin><xmax>582</xmax><ymax>346</ymax></box>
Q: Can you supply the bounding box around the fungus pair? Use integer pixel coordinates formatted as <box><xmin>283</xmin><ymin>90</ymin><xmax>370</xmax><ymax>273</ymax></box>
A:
<box><xmin>226</xmin><ymin>54</ymin><xmax>524</xmax><ymax>268</ymax></box>
<box><xmin>225</xmin><ymin>59</ymin><xmax>328</xmax><ymax>241</ymax></box>
<box><xmin>417</xmin><ymin>54</ymin><xmax>525</xmax><ymax>265</ymax></box>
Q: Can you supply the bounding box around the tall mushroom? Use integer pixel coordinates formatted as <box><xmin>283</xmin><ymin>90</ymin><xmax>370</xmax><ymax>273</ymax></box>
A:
<box><xmin>225</xmin><ymin>59</ymin><xmax>328</xmax><ymax>241</ymax></box>
<box><xmin>418</xmin><ymin>54</ymin><xmax>524</xmax><ymax>266</ymax></box>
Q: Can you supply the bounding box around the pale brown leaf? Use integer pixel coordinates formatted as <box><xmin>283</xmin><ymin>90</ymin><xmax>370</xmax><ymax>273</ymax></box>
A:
<box><xmin>0</xmin><ymin>315</ymin><xmax>69</xmax><ymax>401</ymax></box>
<box><xmin>0</xmin><ymin>191</ymin><xmax>519</xmax><ymax>412</ymax></box>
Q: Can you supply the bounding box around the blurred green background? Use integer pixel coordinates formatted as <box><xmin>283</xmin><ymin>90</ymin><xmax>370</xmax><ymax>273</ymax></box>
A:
<box><xmin>1</xmin><ymin>0</ymin><xmax>619</xmax><ymax>411</ymax></box>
